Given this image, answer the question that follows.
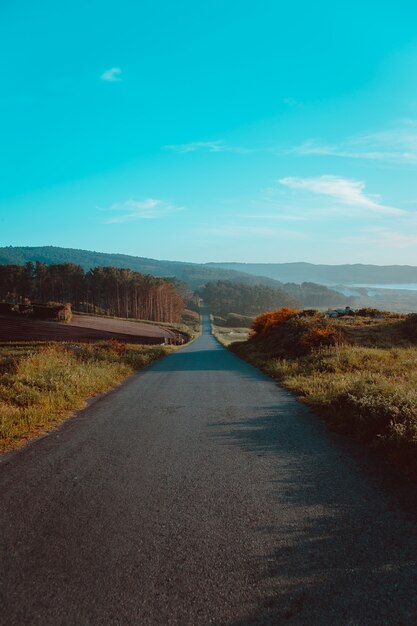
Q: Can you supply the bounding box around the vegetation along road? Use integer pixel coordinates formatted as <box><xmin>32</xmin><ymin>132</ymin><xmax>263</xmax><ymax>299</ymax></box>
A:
<box><xmin>1</xmin><ymin>311</ymin><xmax>417</xmax><ymax>625</ymax></box>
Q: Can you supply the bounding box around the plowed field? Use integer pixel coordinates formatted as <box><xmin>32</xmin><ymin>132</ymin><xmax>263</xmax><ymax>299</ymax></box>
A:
<box><xmin>0</xmin><ymin>314</ymin><xmax>177</xmax><ymax>344</ymax></box>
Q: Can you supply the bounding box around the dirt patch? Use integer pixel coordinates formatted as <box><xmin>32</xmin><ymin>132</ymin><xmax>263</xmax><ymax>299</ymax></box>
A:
<box><xmin>0</xmin><ymin>314</ymin><xmax>176</xmax><ymax>344</ymax></box>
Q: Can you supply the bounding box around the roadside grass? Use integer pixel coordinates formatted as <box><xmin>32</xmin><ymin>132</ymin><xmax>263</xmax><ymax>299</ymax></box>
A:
<box><xmin>211</xmin><ymin>314</ymin><xmax>250</xmax><ymax>346</ymax></box>
<box><xmin>231</xmin><ymin>312</ymin><xmax>417</xmax><ymax>478</ymax></box>
<box><xmin>212</xmin><ymin>323</ymin><xmax>250</xmax><ymax>346</ymax></box>
<box><xmin>0</xmin><ymin>341</ymin><xmax>170</xmax><ymax>452</ymax></box>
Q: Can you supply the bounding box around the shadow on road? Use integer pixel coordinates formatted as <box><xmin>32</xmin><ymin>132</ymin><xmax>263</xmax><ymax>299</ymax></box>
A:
<box><xmin>210</xmin><ymin>410</ymin><xmax>417</xmax><ymax>624</ymax></box>
<box><xmin>149</xmin><ymin>346</ymin><xmax>259</xmax><ymax>375</ymax></box>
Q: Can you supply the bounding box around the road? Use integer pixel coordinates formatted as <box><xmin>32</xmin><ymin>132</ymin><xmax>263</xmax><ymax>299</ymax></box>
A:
<box><xmin>1</xmin><ymin>312</ymin><xmax>417</xmax><ymax>625</ymax></box>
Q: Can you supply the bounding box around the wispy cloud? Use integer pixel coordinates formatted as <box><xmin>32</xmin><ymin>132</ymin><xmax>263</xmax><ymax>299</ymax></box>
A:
<box><xmin>236</xmin><ymin>212</ymin><xmax>308</xmax><ymax>222</ymax></box>
<box><xmin>99</xmin><ymin>198</ymin><xmax>184</xmax><ymax>223</ymax></box>
<box><xmin>163</xmin><ymin>140</ymin><xmax>253</xmax><ymax>154</ymax></box>
<box><xmin>279</xmin><ymin>175</ymin><xmax>405</xmax><ymax>216</ymax></box>
<box><xmin>292</xmin><ymin>120</ymin><xmax>417</xmax><ymax>164</ymax></box>
<box><xmin>293</xmin><ymin>140</ymin><xmax>417</xmax><ymax>163</ymax></box>
<box><xmin>163</xmin><ymin>120</ymin><xmax>417</xmax><ymax>163</ymax></box>
<box><xmin>100</xmin><ymin>67</ymin><xmax>122</xmax><ymax>82</ymax></box>
<box><xmin>340</xmin><ymin>227</ymin><xmax>417</xmax><ymax>248</ymax></box>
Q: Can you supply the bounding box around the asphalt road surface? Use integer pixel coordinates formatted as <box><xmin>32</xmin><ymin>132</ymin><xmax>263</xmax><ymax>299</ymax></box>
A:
<box><xmin>1</xmin><ymin>312</ymin><xmax>417</xmax><ymax>625</ymax></box>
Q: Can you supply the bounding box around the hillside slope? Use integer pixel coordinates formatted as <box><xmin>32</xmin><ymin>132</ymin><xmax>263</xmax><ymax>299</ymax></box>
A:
<box><xmin>0</xmin><ymin>246</ymin><xmax>282</xmax><ymax>290</ymax></box>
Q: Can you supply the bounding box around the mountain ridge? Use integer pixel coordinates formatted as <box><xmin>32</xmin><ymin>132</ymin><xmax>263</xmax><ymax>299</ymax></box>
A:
<box><xmin>207</xmin><ymin>261</ymin><xmax>417</xmax><ymax>285</ymax></box>
<box><xmin>2</xmin><ymin>246</ymin><xmax>417</xmax><ymax>287</ymax></box>
<box><xmin>2</xmin><ymin>246</ymin><xmax>417</xmax><ymax>311</ymax></box>
<box><xmin>0</xmin><ymin>246</ymin><xmax>284</xmax><ymax>290</ymax></box>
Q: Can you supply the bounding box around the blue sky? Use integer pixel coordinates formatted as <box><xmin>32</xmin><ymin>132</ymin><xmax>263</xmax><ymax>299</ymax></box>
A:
<box><xmin>1</xmin><ymin>1</ymin><xmax>417</xmax><ymax>264</ymax></box>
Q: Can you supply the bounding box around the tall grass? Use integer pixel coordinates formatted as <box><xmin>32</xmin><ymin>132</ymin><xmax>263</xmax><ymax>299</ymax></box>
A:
<box><xmin>0</xmin><ymin>341</ymin><xmax>168</xmax><ymax>452</ymax></box>
<box><xmin>232</xmin><ymin>324</ymin><xmax>417</xmax><ymax>478</ymax></box>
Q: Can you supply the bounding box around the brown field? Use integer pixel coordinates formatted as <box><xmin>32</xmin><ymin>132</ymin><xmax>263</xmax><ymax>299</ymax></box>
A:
<box><xmin>0</xmin><ymin>314</ymin><xmax>179</xmax><ymax>345</ymax></box>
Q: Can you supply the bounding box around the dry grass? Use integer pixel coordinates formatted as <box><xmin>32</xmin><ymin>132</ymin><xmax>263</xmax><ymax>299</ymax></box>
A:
<box><xmin>0</xmin><ymin>341</ymin><xmax>169</xmax><ymax>452</ymax></box>
<box><xmin>232</xmin><ymin>312</ymin><xmax>417</xmax><ymax>478</ymax></box>
<box><xmin>334</xmin><ymin>316</ymin><xmax>406</xmax><ymax>348</ymax></box>
<box><xmin>211</xmin><ymin>322</ymin><xmax>250</xmax><ymax>346</ymax></box>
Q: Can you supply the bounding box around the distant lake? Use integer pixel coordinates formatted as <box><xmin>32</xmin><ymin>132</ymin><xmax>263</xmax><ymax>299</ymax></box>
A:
<box><xmin>351</xmin><ymin>284</ymin><xmax>417</xmax><ymax>291</ymax></box>
<box><xmin>332</xmin><ymin>283</ymin><xmax>417</xmax><ymax>297</ymax></box>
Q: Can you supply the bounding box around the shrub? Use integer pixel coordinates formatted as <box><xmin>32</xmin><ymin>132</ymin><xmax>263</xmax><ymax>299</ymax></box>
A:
<box><xmin>250</xmin><ymin>311</ymin><xmax>345</xmax><ymax>357</ymax></box>
<box><xmin>355</xmin><ymin>308</ymin><xmax>386</xmax><ymax>318</ymax></box>
<box><xmin>251</xmin><ymin>307</ymin><xmax>298</xmax><ymax>336</ymax></box>
<box><xmin>402</xmin><ymin>313</ymin><xmax>417</xmax><ymax>342</ymax></box>
<box><xmin>298</xmin><ymin>309</ymin><xmax>321</xmax><ymax>318</ymax></box>
<box><xmin>301</xmin><ymin>324</ymin><xmax>343</xmax><ymax>352</ymax></box>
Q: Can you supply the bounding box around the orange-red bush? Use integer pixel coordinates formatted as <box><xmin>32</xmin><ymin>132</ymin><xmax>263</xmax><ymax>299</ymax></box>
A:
<box><xmin>251</xmin><ymin>307</ymin><xmax>298</xmax><ymax>336</ymax></box>
<box><xmin>301</xmin><ymin>325</ymin><xmax>343</xmax><ymax>351</ymax></box>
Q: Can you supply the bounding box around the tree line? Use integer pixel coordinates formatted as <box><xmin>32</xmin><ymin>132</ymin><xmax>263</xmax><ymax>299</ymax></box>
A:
<box><xmin>201</xmin><ymin>279</ymin><xmax>354</xmax><ymax>317</ymax></box>
<box><xmin>0</xmin><ymin>262</ymin><xmax>185</xmax><ymax>323</ymax></box>
<box><xmin>200</xmin><ymin>280</ymin><xmax>299</xmax><ymax>317</ymax></box>
<box><xmin>283</xmin><ymin>282</ymin><xmax>354</xmax><ymax>308</ymax></box>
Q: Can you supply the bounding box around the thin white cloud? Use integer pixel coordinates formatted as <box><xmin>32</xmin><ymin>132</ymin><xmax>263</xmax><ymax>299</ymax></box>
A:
<box><xmin>99</xmin><ymin>198</ymin><xmax>184</xmax><ymax>223</ymax></box>
<box><xmin>163</xmin><ymin>140</ymin><xmax>253</xmax><ymax>154</ymax></box>
<box><xmin>279</xmin><ymin>175</ymin><xmax>405</xmax><ymax>216</ymax></box>
<box><xmin>164</xmin><ymin>120</ymin><xmax>417</xmax><ymax>163</ymax></box>
<box><xmin>293</xmin><ymin>141</ymin><xmax>417</xmax><ymax>163</ymax></box>
<box><xmin>101</xmin><ymin>67</ymin><xmax>122</xmax><ymax>82</ymax></box>
<box><xmin>340</xmin><ymin>227</ymin><xmax>417</xmax><ymax>248</ymax></box>
<box><xmin>236</xmin><ymin>213</ymin><xmax>308</xmax><ymax>221</ymax></box>
<box><xmin>292</xmin><ymin>120</ymin><xmax>417</xmax><ymax>164</ymax></box>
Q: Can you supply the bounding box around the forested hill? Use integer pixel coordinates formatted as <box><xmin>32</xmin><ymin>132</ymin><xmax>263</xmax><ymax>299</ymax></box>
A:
<box><xmin>6</xmin><ymin>247</ymin><xmax>411</xmax><ymax>288</ymax></box>
<box><xmin>201</xmin><ymin>280</ymin><xmax>352</xmax><ymax>317</ymax></box>
<box><xmin>208</xmin><ymin>262</ymin><xmax>417</xmax><ymax>285</ymax></box>
<box><xmin>0</xmin><ymin>246</ymin><xmax>354</xmax><ymax>308</ymax></box>
<box><xmin>0</xmin><ymin>246</ymin><xmax>282</xmax><ymax>290</ymax></box>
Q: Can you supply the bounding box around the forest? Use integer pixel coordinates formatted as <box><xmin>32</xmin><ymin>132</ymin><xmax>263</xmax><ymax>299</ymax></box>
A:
<box><xmin>283</xmin><ymin>281</ymin><xmax>354</xmax><ymax>308</ymax></box>
<box><xmin>0</xmin><ymin>262</ymin><xmax>185</xmax><ymax>323</ymax></box>
<box><xmin>201</xmin><ymin>279</ymin><xmax>353</xmax><ymax>317</ymax></box>
<box><xmin>0</xmin><ymin>245</ymin><xmax>286</xmax><ymax>290</ymax></box>
<box><xmin>201</xmin><ymin>280</ymin><xmax>298</xmax><ymax>316</ymax></box>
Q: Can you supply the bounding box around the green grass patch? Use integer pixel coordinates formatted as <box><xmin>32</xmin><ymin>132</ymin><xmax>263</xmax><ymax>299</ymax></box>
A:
<box><xmin>0</xmin><ymin>341</ymin><xmax>169</xmax><ymax>452</ymax></box>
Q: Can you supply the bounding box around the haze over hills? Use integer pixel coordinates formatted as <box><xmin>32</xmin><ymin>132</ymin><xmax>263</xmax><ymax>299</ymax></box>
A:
<box><xmin>0</xmin><ymin>246</ymin><xmax>283</xmax><ymax>290</ymax></box>
<box><xmin>4</xmin><ymin>247</ymin><xmax>417</xmax><ymax>287</ymax></box>
<box><xmin>3</xmin><ymin>246</ymin><xmax>417</xmax><ymax>312</ymax></box>
<box><xmin>208</xmin><ymin>262</ymin><xmax>417</xmax><ymax>286</ymax></box>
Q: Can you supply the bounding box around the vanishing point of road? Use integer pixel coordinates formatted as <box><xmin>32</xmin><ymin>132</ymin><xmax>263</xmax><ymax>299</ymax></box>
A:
<box><xmin>1</xmin><ymin>312</ymin><xmax>417</xmax><ymax>625</ymax></box>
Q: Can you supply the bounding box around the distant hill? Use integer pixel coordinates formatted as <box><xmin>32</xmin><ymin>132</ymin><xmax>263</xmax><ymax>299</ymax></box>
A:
<box><xmin>208</xmin><ymin>262</ymin><xmax>417</xmax><ymax>285</ymax></box>
<box><xmin>0</xmin><ymin>246</ymin><xmax>283</xmax><ymax>290</ymax></box>
<box><xmin>8</xmin><ymin>246</ymin><xmax>411</xmax><ymax>309</ymax></box>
